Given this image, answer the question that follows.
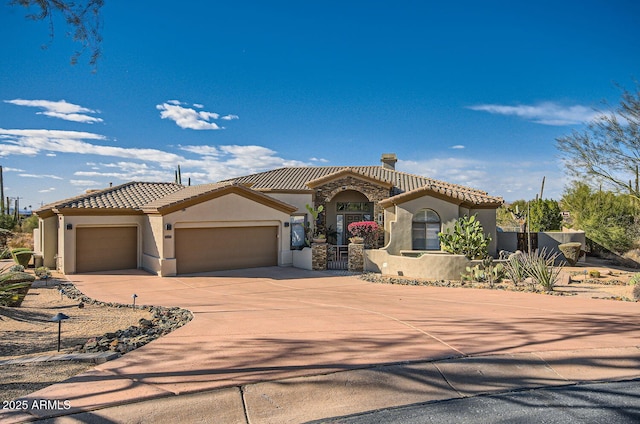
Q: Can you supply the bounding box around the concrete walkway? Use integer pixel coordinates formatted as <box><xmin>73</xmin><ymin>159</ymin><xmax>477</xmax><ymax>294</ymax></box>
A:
<box><xmin>2</xmin><ymin>267</ymin><xmax>639</xmax><ymax>423</ymax></box>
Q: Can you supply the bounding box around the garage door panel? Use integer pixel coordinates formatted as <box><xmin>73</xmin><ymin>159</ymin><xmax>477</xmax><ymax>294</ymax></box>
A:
<box><xmin>176</xmin><ymin>226</ymin><xmax>277</xmax><ymax>274</ymax></box>
<box><xmin>76</xmin><ymin>227</ymin><xmax>137</xmax><ymax>273</ymax></box>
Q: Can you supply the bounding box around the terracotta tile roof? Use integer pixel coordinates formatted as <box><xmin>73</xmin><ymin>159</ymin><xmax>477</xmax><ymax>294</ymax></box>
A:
<box><xmin>225</xmin><ymin>166</ymin><xmax>503</xmax><ymax>207</ymax></box>
<box><xmin>37</xmin><ymin>182</ymin><xmax>184</xmax><ymax>212</ymax></box>
<box><xmin>141</xmin><ymin>182</ymin><xmax>233</xmax><ymax>211</ymax></box>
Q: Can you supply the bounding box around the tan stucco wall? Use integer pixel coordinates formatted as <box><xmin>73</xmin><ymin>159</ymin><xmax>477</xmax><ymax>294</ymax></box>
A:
<box><xmin>38</xmin><ymin>216</ymin><xmax>58</xmax><ymax>268</ymax></box>
<box><xmin>383</xmin><ymin>195</ymin><xmax>460</xmax><ymax>255</ymax></box>
<box><xmin>365</xmin><ymin>249</ymin><xmax>470</xmax><ymax>280</ymax></box>
<box><xmin>265</xmin><ymin>192</ymin><xmax>311</xmax><ymax>214</ymax></box>
<box><xmin>57</xmin><ymin>214</ymin><xmax>144</xmax><ymax>274</ymax></box>
<box><xmin>470</xmin><ymin>208</ymin><xmax>498</xmax><ymax>256</ymax></box>
<box><xmin>150</xmin><ymin>192</ymin><xmax>293</xmax><ymax>276</ymax></box>
<box><xmin>142</xmin><ymin>214</ymin><xmax>164</xmax><ymax>275</ymax></box>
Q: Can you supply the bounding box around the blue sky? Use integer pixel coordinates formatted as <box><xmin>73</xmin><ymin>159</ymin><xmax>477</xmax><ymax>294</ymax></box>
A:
<box><xmin>1</xmin><ymin>0</ymin><xmax>639</xmax><ymax>210</ymax></box>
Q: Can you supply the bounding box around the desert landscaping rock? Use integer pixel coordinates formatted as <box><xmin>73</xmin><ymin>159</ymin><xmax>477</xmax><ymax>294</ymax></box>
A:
<box><xmin>1</xmin><ymin>277</ymin><xmax>193</xmax><ymax>402</ymax></box>
<box><xmin>57</xmin><ymin>282</ymin><xmax>193</xmax><ymax>354</ymax></box>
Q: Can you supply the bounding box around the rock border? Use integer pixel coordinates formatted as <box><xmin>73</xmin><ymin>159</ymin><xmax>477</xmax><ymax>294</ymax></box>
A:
<box><xmin>57</xmin><ymin>281</ymin><xmax>193</xmax><ymax>355</ymax></box>
<box><xmin>360</xmin><ymin>273</ymin><xmax>638</xmax><ymax>301</ymax></box>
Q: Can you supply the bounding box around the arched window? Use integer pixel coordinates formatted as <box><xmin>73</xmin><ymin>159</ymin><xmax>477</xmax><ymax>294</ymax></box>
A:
<box><xmin>412</xmin><ymin>209</ymin><xmax>441</xmax><ymax>250</ymax></box>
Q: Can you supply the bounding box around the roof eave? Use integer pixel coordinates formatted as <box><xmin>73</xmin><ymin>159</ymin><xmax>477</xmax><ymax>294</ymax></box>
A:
<box><xmin>145</xmin><ymin>184</ymin><xmax>298</xmax><ymax>216</ymax></box>
<box><xmin>306</xmin><ymin>168</ymin><xmax>393</xmax><ymax>189</ymax></box>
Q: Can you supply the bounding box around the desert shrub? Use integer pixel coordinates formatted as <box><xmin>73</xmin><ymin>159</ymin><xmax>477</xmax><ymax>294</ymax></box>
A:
<box><xmin>633</xmin><ymin>284</ymin><xmax>640</xmax><ymax>301</ymax></box>
<box><xmin>528</xmin><ymin>199</ymin><xmax>563</xmax><ymax>232</ymax></box>
<box><xmin>521</xmin><ymin>248</ymin><xmax>565</xmax><ymax>291</ymax></box>
<box><xmin>7</xmin><ymin>232</ymin><xmax>34</xmax><ymax>250</ymax></box>
<box><xmin>504</xmin><ymin>252</ymin><xmax>528</xmax><ymax>285</ymax></box>
<box><xmin>20</xmin><ymin>215</ymin><xmax>39</xmax><ymax>233</ymax></box>
<box><xmin>561</xmin><ymin>182</ymin><xmax>640</xmax><ymax>254</ymax></box>
<box><xmin>35</xmin><ymin>266</ymin><xmax>51</xmax><ymax>280</ymax></box>
<box><xmin>628</xmin><ymin>274</ymin><xmax>640</xmax><ymax>286</ymax></box>
<box><xmin>439</xmin><ymin>214</ymin><xmax>491</xmax><ymax>260</ymax></box>
<box><xmin>589</xmin><ymin>269</ymin><xmax>601</xmax><ymax>278</ymax></box>
<box><xmin>558</xmin><ymin>242</ymin><xmax>583</xmax><ymax>266</ymax></box>
<box><xmin>11</xmin><ymin>248</ymin><xmax>34</xmax><ymax>268</ymax></box>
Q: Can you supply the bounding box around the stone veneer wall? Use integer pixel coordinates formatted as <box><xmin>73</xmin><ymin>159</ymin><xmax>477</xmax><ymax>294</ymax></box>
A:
<box><xmin>348</xmin><ymin>242</ymin><xmax>365</xmax><ymax>272</ymax></box>
<box><xmin>312</xmin><ymin>243</ymin><xmax>328</xmax><ymax>270</ymax></box>
<box><xmin>314</xmin><ymin>176</ymin><xmax>392</xmax><ymax>229</ymax></box>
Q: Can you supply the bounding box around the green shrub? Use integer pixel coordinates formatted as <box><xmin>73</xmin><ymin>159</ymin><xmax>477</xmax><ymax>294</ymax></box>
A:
<box><xmin>589</xmin><ymin>269</ymin><xmax>601</xmax><ymax>278</ymax></box>
<box><xmin>35</xmin><ymin>266</ymin><xmax>51</xmax><ymax>280</ymax></box>
<box><xmin>558</xmin><ymin>242</ymin><xmax>583</xmax><ymax>266</ymax></box>
<box><xmin>439</xmin><ymin>214</ymin><xmax>491</xmax><ymax>260</ymax></box>
<box><xmin>11</xmin><ymin>248</ymin><xmax>34</xmax><ymax>268</ymax></box>
<box><xmin>628</xmin><ymin>274</ymin><xmax>640</xmax><ymax>286</ymax></box>
<box><xmin>0</xmin><ymin>266</ymin><xmax>35</xmax><ymax>307</ymax></box>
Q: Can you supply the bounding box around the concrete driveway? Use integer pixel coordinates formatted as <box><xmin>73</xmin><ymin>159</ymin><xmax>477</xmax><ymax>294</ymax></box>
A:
<box><xmin>4</xmin><ymin>267</ymin><xmax>640</xmax><ymax>423</ymax></box>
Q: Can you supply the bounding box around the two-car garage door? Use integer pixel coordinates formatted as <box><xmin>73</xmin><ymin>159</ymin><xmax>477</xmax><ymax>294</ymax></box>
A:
<box><xmin>175</xmin><ymin>226</ymin><xmax>278</xmax><ymax>274</ymax></box>
<box><xmin>76</xmin><ymin>227</ymin><xmax>138</xmax><ymax>273</ymax></box>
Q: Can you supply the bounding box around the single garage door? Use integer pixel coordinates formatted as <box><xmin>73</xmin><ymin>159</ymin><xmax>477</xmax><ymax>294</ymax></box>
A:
<box><xmin>175</xmin><ymin>226</ymin><xmax>278</xmax><ymax>274</ymax></box>
<box><xmin>76</xmin><ymin>227</ymin><xmax>138</xmax><ymax>273</ymax></box>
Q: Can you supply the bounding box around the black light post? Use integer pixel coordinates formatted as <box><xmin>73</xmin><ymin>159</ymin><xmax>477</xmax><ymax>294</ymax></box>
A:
<box><xmin>50</xmin><ymin>313</ymin><xmax>70</xmax><ymax>352</ymax></box>
<box><xmin>132</xmin><ymin>293</ymin><xmax>138</xmax><ymax>309</ymax></box>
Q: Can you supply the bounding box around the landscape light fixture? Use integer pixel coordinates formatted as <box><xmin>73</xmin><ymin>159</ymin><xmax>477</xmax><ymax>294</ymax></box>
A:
<box><xmin>50</xmin><ymin>312</ymin><xmax>70</xmax><ymax>352</ymax></box>
<box><xmin>132</xmin><ymin>293</ymin><xmax>138</xmax><ymax>309</ymax></box>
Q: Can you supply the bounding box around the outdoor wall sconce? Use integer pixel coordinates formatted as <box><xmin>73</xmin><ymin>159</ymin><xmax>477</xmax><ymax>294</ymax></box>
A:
<box><xmin>50</xmin><ymin>312</ymin><xmax>70</xmax><ymax>352</ymax></box>
<box><xmin>284</xmin><ymin>222</ymin><xmax>290</xmax><ymax>227</ymax></box>
<box><xmin>166</xmin><ymin>224</ymin><xmax>172</xmax><ymax>231</ymax></box>
<box><xmin>66</xmin><ymin>224</ymin><xmax>72</xmax><ymax>230</ymax></box>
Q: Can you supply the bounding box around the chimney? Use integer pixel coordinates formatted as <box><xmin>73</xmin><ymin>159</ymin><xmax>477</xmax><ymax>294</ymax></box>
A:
<box><xmin>380</xmin><ymin>153</ymin><xmax>397</xmax><ymax>170</ymax></box>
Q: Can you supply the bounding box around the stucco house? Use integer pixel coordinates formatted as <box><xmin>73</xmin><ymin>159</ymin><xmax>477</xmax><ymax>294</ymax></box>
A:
<box><xmin>34</xmin><ymin>154</ymin><xmax>503</xmax><ymax>276</ymax></box>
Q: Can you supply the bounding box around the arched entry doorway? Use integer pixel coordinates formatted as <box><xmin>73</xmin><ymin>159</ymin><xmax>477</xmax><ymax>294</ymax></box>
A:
<box><xmin>326</xmin><ymin>190</ymin><xmax>373</xmax><ymax>245</ymax></box>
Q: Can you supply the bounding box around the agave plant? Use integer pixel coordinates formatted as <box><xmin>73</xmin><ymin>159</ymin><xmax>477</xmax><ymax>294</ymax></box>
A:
<box><xmin>0</xmin><ymin>265</ymin><xmax>35</xmax><ymax>307</ymax></box>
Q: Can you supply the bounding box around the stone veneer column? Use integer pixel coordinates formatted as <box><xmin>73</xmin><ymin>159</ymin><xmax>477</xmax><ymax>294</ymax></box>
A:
<box><xmin>348</xmin><ymin>242</ymin><xmax>365</xmax><ymax>272</ymax></box>
<box><xmin>312</xmin><ymin>243</ymin><xmax>328</xmax><ymax>271</ymax></box>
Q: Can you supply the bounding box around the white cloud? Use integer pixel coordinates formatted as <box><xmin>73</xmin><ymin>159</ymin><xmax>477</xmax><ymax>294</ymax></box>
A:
<box><xmin>450</xmin><ymin>145</ymin><xmax>465</xmax><ymax>149</ymax></box>
<box><xmin>180</xmin><ymin>145</ymin><xmax>220</xmax><ymax>156</ymax></box>
<box><xmin>70</xmin><ymin>179</ymin><xmax>100</xmax><ymax>186</ymax></box>
<box><xmin>398</xmin><ymin>157</ymin><xmax>564</xmax><ymax>201</ymax></box>
<box><xmin>1</xmin><ymin>167</ymin><xmax>24</xmax><ymax>172</ymax></box>
<box><xmin>38</xmin><ymin>187</ymin><xmax>56</xmax><ymax>193</ymax></box>
<box><xmin>19</xmin><ymin>173</ymin><xmax>63</xmax><ymax>180</ymax></box>
<box><xmin>310</xmin><ymin>157</ymin><xmax>329</xmax><ymax>163</ymax></box>
<box><xmin>0</xmin><ymin>128</ymin><xmax>186</xmax><ymax>167</ymax></box>
<box><xmin>468</xmin><ymin>102</ymin><xmax>601</xmax><ymax>126</ymax></box>
<box><xmin>156</xmin><ymin>102</ymin><xmax>238</xmax><ymax>130</ymax></box>
<box><xmin>5</xmin><ymin>99</ymin><xmax>103</xmax><ymax>124</ymax></box>
<box><xmin>0</xmin><ymin>127</ymin><xmax>307</xmax><ymax>189</ymax></box>
<box><xmin>46</xmin><ymin>153</ymin><xmax>56</xmax><ymax>157</ymax></box>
